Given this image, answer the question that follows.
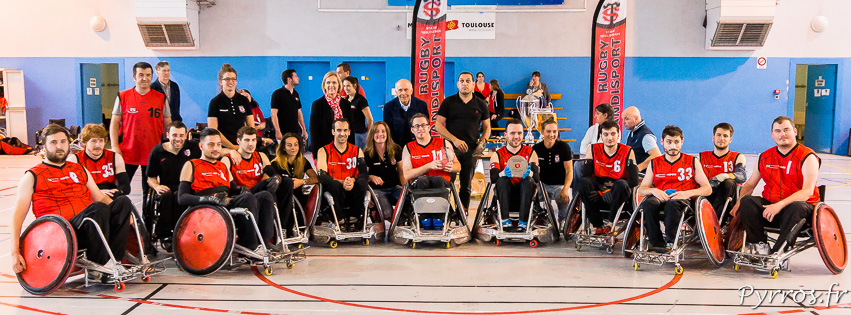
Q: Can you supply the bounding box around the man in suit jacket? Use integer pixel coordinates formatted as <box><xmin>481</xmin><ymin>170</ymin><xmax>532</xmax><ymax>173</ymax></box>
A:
<box><xmin>383</xmin><ymin>79</ymin><xmax>428</xmax><ymax>146</ymax></box>
<box><xmin>151</xmin><ymin>61</ymin><xmax>182</xmax><ymax>122</ymax></box>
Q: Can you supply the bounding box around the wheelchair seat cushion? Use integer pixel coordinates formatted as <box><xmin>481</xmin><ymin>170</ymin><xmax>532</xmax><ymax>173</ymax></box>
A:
<box><xmin>412</xmin><ymin>188</ymin><xmax>451</xmax><ymax>214</ymax></box>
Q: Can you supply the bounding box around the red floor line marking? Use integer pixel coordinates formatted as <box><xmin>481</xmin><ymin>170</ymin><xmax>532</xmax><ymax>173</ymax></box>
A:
<box><xmin>0</xmin><ymin>186</ymin><xmax>17</xmax><ymax>193</ymax></box>
<box><xmin>0</xmin><ymin>300</ymin><xmax>67</xmax><ymax>315</ymax></box>
<box><xmin>309</xmin><ymin>254</ymin><xmax>624</xmax><ymax>259</ymax></box>
<box><xmin>738</xmin><ymin>302</ymin><xmax>851</xmax><ymax>315</ymax></box>
<box><xmin>253</xmin><ymin>266</ymin><xmax>682</xmax><ymax>314</ymax></box>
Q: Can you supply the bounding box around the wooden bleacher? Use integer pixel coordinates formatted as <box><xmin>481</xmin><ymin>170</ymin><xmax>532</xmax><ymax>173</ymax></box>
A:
<box><xmin>491</xmin><ymin>92</ymin><xmax>575</xmax><ymax>143</ymax></box>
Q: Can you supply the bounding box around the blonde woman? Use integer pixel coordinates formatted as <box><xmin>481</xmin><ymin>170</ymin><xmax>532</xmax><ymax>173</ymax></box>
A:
<box><xmin>309</xmin><ymin>71</ymin><xmax>353</xmax><ymax>155</ymax></box>
<box><xmin>363</xmin><ymin>121</ymin><xmax>404</xmax><ymax>220</ymax></box>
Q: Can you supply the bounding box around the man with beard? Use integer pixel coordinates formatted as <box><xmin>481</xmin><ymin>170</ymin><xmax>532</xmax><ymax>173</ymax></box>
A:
<box><xmin>638</xmin><ymin>125</ymin><xmax>711</xmax><ymax>252</ymax></box>
<box><xmin>177</xmin><ymin>128</ymin><xmax>274</xmax><ymax>254</ymax></box>
<box><xmin>698</xmin><ymin>123</ymin><xmax>747</xmax><ymax>220</ymax></box>
<box><xmin>227</xmin><ymin>126</ymin><xmax>280</xmax><ymax>241</ymax></box>
<box><xmin>434</xmin><ymin>72</ymin><xmax>491</xmax><ymax>210</ymax></box>
<box><xmin>146</xmin><ymin>121</ymin><xmax>200</xmax><ymax>249</ymax></box>
<box><xmin>489</xmin><ymin>119</ymin><xmax>540</xmax><ymax>229</ymax></box>
<box><xmin>730</xmin><ymin>117</ymin><xmax>821</xmax><ymax>255</ymax></box>
<box><xmin>575</xmin><ymin>120</ymin><xmax>638</xmax><ymax>233</ymax></box>
<box><xmin>402</xmin><ymin>114</ymin><xmax>460</xmax><ymax>230</ymax></box>
<box><xmin>67</xmin><ymin>123</ymin><xmax>130</xmax><ymax>197</ymax></box>
<box><xmin>12</xmin><ymin>124</ymin><xmax>136</xmax><ymax>281</ymax></box>
<box><xmin>316</xmin><ymin>118</ymin><xmax>370</xmax><ymax>231</ymax></box>
<box><xmin>533</xmin><ymin>118</ymin><xmax>574</xmax><ymax>223</ymax></box>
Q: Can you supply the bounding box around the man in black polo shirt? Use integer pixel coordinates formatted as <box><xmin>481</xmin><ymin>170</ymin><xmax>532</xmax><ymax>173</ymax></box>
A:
<box><xmin>435</xmin><ymin>72</ymin><xmax>491</xmax><ymax>209</ymax></box>
<box><xmin>146</xmin><ymin>121</ymin><xmax>200</xmax><ymax>249</ymax></box>
<box><xmin>532</xmin><ymin>118</ymin><xmax>573</xmax><ymax>222</ymax></box>
<box><xmin>271</xmin><ymin>69</ymin><xmax>308</xmax><ymax>142</ymax></box>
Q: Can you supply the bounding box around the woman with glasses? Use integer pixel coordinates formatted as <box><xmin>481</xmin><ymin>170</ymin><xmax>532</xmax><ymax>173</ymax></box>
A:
<box><xmin>207</xmin><ymin>64</ymin><xmax>253</xmax><ymax>149</ymax></box>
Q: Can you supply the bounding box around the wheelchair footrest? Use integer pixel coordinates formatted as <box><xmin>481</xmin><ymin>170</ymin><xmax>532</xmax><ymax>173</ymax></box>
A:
<box><xmin>575</xmin><ymin>234</ymin><xmax>615</xmax><ymax>248</ymax></box>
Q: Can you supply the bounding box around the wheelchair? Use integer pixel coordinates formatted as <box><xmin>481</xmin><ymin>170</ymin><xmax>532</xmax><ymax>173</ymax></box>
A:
<box><xmin>627</xmin><ymin>196</ymin><xmax>726</xmax><ymax>274</ymax></box>
<box><xmin>472</xmin><ymin>180</ymin><xmax>559</xmax><ymax>247</ymax></box>
<box><xmin>278</xmin><ymin>184</ymin><xmax>318</xmax><ymax>249</ymax></box>
<box><xmin>306</xmin><ymin>184</ymin><xmax>386</xmax><ymax>248</ymax></box>
<box><xmin>726</xmin><ymin>186</ymin><xmax>847</xmax><ymax>278</ymax></box>
<box><xmin>17</xmin><ymin>208</ymin><xmax>167</xmax><ymax>295</ymax></box>
<box><xmin>563</xmin><ymin>186</ymin><xmax>639</xmax><ymax>254</ymax></box>
<box><xmin>389</xmin><ymin>179</ymin><xmax>471</xmax><ymax>248</ymax></box>
<box><xmin>172</xmin><ymin>198</ymin><xmax>307</xmax><ymax>276</ymax></box>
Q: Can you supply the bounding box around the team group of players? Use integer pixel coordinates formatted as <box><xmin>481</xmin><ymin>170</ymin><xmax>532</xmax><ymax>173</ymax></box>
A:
<box><xmin>10</xmin><ymin>88</ymin><xmax>821</xmax><ymax>280</ymax></box>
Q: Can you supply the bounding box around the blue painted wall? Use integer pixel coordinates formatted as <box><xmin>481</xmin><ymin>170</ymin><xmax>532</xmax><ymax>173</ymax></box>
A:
<box><xmin>2</xmin><ymin>56</ymin><xmax>848</xmax><ymax>155</ymax></box>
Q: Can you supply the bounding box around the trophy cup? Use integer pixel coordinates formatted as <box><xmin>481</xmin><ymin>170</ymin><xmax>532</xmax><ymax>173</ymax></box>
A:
<box><xmin>516</xmin><ymin>95</ymin><xmax>555</xmax><ymax>144</ymax></box>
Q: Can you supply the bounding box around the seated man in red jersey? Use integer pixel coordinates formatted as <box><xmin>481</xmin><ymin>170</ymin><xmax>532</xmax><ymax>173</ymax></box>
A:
<box><xmin>227</xmin><ymin>126</ymin><xmax>281</xmax><ymax>240</ymax></box>
<box><xmin>401</xmin><ymin>113</ymin><xmax>461</xmax><ymax>230</ymax></box>
<box><xmin>11</xmin><ymin>124</ymin><xmax>135</xmax><ymax>281</ymax></box>
<box><xmin>67</xmin><ymin>123</ymin><xmax>130</xmax><ymax>197</ymax></box>
<box><xmin>730</xmin><ymin>116</ymin><xmax>821</xmax><ymax>255</ymax></box>
<box><xmin>699</xmin><ymin>122</ymin><xmax>747</xmax><ymax>220</ymax></box>
<box><xmin>489</xmin><ymin>119</ymin><xmax>540</xmax><ymax>229</ymax></box>
<box><xmin>576</xmin><ymin>120</ymin><xmax>639</xmax><ymax>234</ymax></box>
<box><xmin>177</xmin><ymin>128</ymin><xmax>275</xmax><ymax>253</ymax></box>
<box><xmin>638</xmin><ymin>125</ymin><xmax>712</xmax><ymax>252</ymax></box>
<box><xmin>316</xmin><ymin>118</ymin><xmax>370</xmax><ymax>232</ymax></box>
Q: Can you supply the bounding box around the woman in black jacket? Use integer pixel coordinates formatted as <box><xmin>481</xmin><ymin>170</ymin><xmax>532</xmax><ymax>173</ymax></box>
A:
<box><xmin>309</xmin><ymin>71</ymin><xmax>353</xmax><ymax>155</ymax></box>
<box><xmin>489</xmin><ymin>79</ymin><xmax>506</xmax><ymax>135</ymax></box>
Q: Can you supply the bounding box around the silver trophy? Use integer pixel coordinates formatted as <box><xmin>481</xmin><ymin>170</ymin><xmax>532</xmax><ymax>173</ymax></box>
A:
<box><xmin>516</xmin><ymin>95</ymin><xmax>555</xmax><ymax>144</ymax></box>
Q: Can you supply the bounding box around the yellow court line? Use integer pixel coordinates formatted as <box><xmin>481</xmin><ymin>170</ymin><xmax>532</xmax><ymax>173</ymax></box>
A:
<box><xmin>823</xmin><ymin>163</ymin><xmax>851</xmax><ymax>190</ymax></box>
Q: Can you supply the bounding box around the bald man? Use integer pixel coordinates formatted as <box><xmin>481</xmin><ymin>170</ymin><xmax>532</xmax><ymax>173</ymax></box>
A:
<box><xmin>622</xmin><ymin>106</ymin><xmax>661</xmax><ymax>172</ymax></box>
<box><xmin>384</xmin><ymin>79</ymin><xmax>429</xmax><ymax>146</ymax></box>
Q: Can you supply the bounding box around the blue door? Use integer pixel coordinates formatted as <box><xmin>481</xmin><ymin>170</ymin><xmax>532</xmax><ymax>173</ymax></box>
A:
<box><xmin>804</xmin><ymin>64</ymin><xmax>837</xmax><ymax>153</ymax></box>
<box><xmin>345</xmin><ymin>62</ymin><xmax>386</xmax><ymax>128</ymax></box>
<box><xmin>287</xmin><ymin>61</ymin><xmax>331</xmax><ymax>134</ymax></box>
<box><xmin>444</xmin><ymin>61</ymin><xmax>457</xmax><ymax>96</ymax></box>
<box><xmin>80</xmin><ymin>63</ymin><xmax>103</xmax><ymax>125</ymax></box>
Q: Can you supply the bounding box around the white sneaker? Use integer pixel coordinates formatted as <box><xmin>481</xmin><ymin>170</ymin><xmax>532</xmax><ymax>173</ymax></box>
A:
<box><xmin>754</xmin><ymin>242</ymin><xmax>771</xmax><ymax>255</ymax></box>
<box><xmin>103</xmin><ymin>260</ymin><xmax>127</xmax><ymax>274</ymax></box>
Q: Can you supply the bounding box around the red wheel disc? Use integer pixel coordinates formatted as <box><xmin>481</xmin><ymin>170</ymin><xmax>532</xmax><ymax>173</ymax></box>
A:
<box><xmin>17</xmin><ymin>215</ymin><xmax>77</xmax><ymax>295</ymax></box>
<box><xmin>174</xmin><ymin>206</ymin><xmax>234</xmax><ymax>275</ymax></box>
<box><xmin>814</xmin><ymin>204</ymin><xmax>848</xmax><ymax>274</ymax></box>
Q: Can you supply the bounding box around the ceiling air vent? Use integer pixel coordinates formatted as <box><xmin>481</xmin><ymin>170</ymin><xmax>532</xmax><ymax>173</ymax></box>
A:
<box><xmin>705</xmin><ymin>0</ymin><xmax>775</xmax><ymax>51</ymax></box>
<box><xmin>138</xmin><ymin>23</ymin><xmax>195</xmax><ymax>47</ymax></box>
<box><xmin>710</xmin><ymin>22</ymin><xmax>772</xmax><ymax>47</ymax></box>
<box><xmin>136</xmin><ymin>0</ymin><xmax>200</xmax><ymax>50</ymax></box>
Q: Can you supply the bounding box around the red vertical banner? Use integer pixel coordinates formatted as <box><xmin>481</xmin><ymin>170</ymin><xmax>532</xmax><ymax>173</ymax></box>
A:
<box><xmin>590</xmin><ymin>0</ymin><xmax>627</xmax><ymax>128</ymax></box>
<box><xmin>411</xmin><ymin>0</ymin><xmax>447</xmax><ymax>133</ymax></box>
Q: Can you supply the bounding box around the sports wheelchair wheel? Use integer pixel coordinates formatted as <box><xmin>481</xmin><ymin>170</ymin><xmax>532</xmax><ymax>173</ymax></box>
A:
<box><xmin>562</xmin><ymin>194</ymin><xmax>582</xmax><ymax>240</ymax></box>
<box><xmin>173</xmin><ymin>205</ymin><xmax>235</xmax><ymax>275</ymax></box>
<box><xmin>695</xmin><ymin>197</ymin><xmax>726</xmax><ymax>266</ymax></box>
<box><xmin>16</xmin><ymin>215</ymin><xmax>78</xmax><ymax>295</ymax></box>
<box><xmin>621</xmin><ymin>196</ymin><xmax>644</xmax><ymax>258</ymax></box>
<box><xmin>813</xmin><ymin>203</ymin><xmax>848</xmax><ymax>274</ymax></box>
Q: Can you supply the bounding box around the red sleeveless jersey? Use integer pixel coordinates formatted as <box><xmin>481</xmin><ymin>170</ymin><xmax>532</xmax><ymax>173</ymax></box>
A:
<box><xmin>496</xmin><ymin>145</ymin><xmax>534</xmax><ymax>184</ymax></box>
<box><xmin>592</xmin><ymin>143</ymin><xmax>632</xmax><ymax>180</ymax></box>
<box><xmin>699</xmin><ymin>150</ymin><xmax>741</xmax><ymax>179</ymax></box>
<box><xmin>29</xmin><ymin>162</ymin><xmax>92</xmax><ymax>220</ymax></box>
<box><xmin>758</xmin><ymin>144</ymin><xmax>821</xmax><ymax>205</ymax></box>
<box><xmin>75</xmin><ymin>150</ymin><xmax>116</xmax><ymax>186</ymax></box>
<box><xmin>406</xmin><ymin>137</ymin><xmax>451</xmax><ymax>182</ymax></box>
<box><xmin>189</xmin><ymin>159</ymin><xmax>230</xmax><ymax>193</ymax></box>
<box><xmin>651</xmin><ymin>154</ymin><xmax>699</xmax><ymax>192</ymax></box>
<box><xmin>117</xmin><ymin>88</ymin><xmax>166</xmax><ymax>165</ymax></box>
<box><xmin>230</xmin><ymin>152</ymin><xmax>263</xmax><ymax>188</ymax></box>
<box><xmin>324</xmin><ymin>143</ymin><xmax>359</xmax><ymax>180</ymax></box>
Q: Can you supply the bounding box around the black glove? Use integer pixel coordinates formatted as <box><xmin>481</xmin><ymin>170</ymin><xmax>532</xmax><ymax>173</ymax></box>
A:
<box><xmin>266</xmin><ymin>175</ymin><xmax>281</xmax><ymax>193</ymax></box>
<box><xmin>199</xmin><ymin>191</ymin><xmax>228</xmax><ymax>206</ymax></box>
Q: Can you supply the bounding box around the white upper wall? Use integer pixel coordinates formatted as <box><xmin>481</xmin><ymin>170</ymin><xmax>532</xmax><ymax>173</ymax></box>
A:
<box><xmin>1</xmin><ymin>0</ymin><xmax>849</xmax><ymax>58</ymax></box>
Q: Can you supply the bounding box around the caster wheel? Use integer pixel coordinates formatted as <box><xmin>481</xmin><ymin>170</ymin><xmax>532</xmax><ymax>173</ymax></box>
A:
<box><xmin>298</xmin><ymin>244</ymin><xmax>303</xmax><ymax>249</ymax></box>
<box><xmin>634</xmin><ymin>263</ymin><xmax>639</xmax><ymax>271</ymax></box>
<box><xmin>364</xmin><ymin>239</ymin><xmax>370</xmax><ymax>246</ymax></box>
<box><xmin>329</xmin><ymin>240</ymin><xmax>338</xmax><ymax>249</ymax></box>
<box><xmin>495</xmin><ymin>240</ymin><xmax>501</xmax><ymax>246</ymax></box>
<box><xmin>264</xmin><ymin>267</ymin><xmax>273</xmax><ymax>276</ymax></box>
<box><xmin>770</xmin><ymin>269</ymin><xmax>779</xmax><ymax>279</ymax></box>
<box><xmin>606</xmin><ymin>246</ymin><xmax>614</xmax><ymax>254</ymax></box>
<box><xmin>734</xmin><ymin>264</ymin><xmax>740</xmax><ymax>272</ymax></box>
<box><xmin>115</xmin><ymin>282</ymin><xmax>125</xmax><ymax>292</ymax></box>
<box><xmin>411</xmin><ymin>242</ymin><xmax>417</xmax><ymax>249</ymax></box>
<box><xmin>287</xmin><ymin>263</ymin><xmax>294</xmax><ymax>270</ymax></box>
<box><xmin>141</xmin><ymin>276</ymin><xmax>151</xmax><ymax>283</ymax></box>
<box><xmin>445</xmin><ymin>242</ymin><xmax>451</xmax><ymax>249</ymax></box>
<box><xmin>675</xmin><ymin>265</ymin><xmax>684</xmax><ymax>275</ymax></box>
<box><xmin>576</xmin><ymin>244</ymin><xmax>582</xmax><ymax>251</ymax></box>
<box><xmin>529</xmin><ymin>240</ymin><xmax>538</xmax><ymax>248</ymax></box>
